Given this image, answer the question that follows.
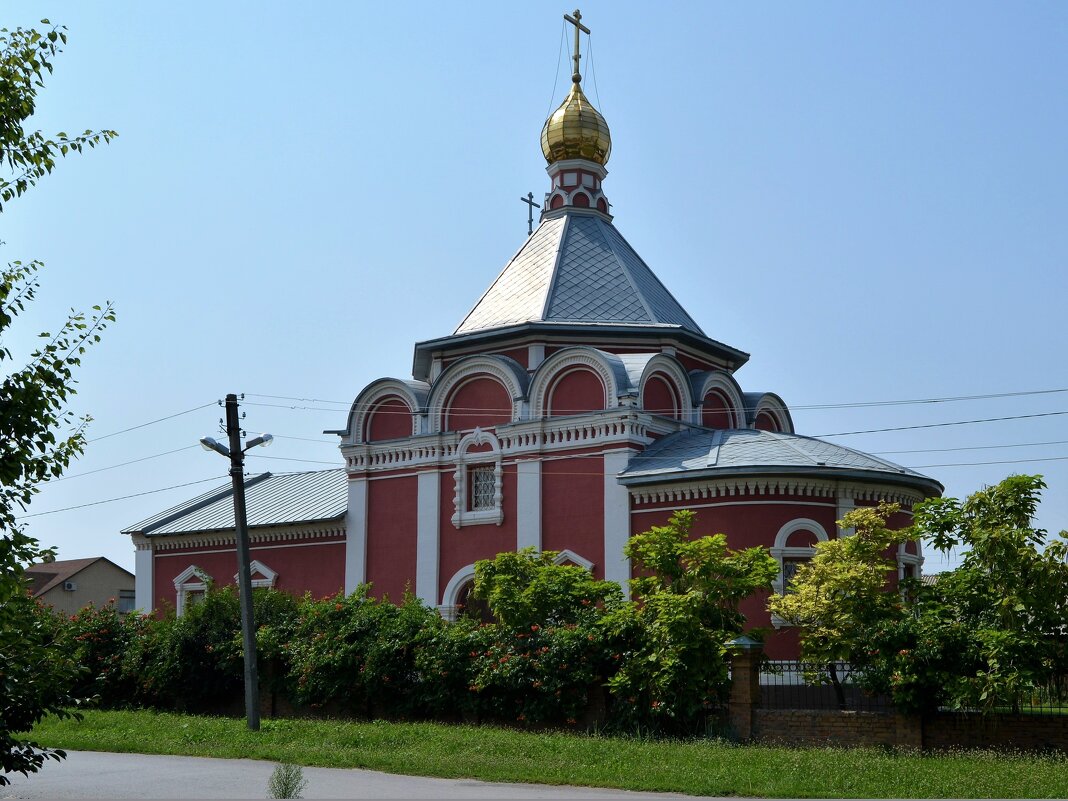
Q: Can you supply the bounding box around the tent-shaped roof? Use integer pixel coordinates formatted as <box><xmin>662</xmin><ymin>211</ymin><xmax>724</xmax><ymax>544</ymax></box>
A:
<box><xmin>122</xmin><ymin>469</ymin><xmax>346</xmax><ymax>536</ymax></box>
<box><xmin>455</xmin><ymin>212</ymin><xmax>704</xmax><ymax>335</ymax></box>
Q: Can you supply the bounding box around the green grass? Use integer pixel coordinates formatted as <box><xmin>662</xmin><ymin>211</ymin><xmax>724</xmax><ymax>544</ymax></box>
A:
<box><xmin>29</xmin><ymin>709</ymin><xmax>1068</xmax><ymax>798</ymax></box>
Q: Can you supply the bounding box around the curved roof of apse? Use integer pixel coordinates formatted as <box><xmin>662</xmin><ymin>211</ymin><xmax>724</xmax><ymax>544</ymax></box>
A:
<box><xmin>619</xmin><ymin>428</ymin><xmax>942</xmax><ymax>495</ymax></box>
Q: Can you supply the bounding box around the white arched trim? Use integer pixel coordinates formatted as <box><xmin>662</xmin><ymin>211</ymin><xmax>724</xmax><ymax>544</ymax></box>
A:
<box><xmin>897</xmin><ymin>542</ymin><xmax>924</xmax><ymax>581</ymax></box>
<box><xmin>553</xmin><ymin>549</ymin><xmax>595</xmax><ymax>571</ymax></box>
<box><xmin>770</xmin><ymin>518</ymin><xmax>829</xmax><ymax>597</ymax></box>
<box><xmin>747</xmin><ymin>392</ymin><xmax>795</xmax><ymax>434</ymax></box>
<box><xmin>427</xmin><ymin>355</ymin><xmax>529</xmax><ymax>434</ymax></box>
<box><xmin>694</xmin><ymin>371</ymin><xmax>746</xmax><ymax>429</ymax></box>
<box><xmin>345</xmin><ymin>378</ymin><xmax>427</xmax><ymax>445</ymax></box>
<box><xmin>529</xmin><ymin>347</ymin><xmax>623</xmax><ymax>418</ymax></box>
<box><xmin>451</xmin><ymin>427</ymin><xmax>504</xmax><ymax>528</ymax></box>
<box><xmin>173</xmin><ymin>565</ymin><xmax>210</xmax><ymax>617</ymax></box>
<box><xmin>233</xmin><ymin>559</ymin><xmax>277</xmax><ymax>589</ymax></box>
<box><xmin>438</xmin><ymin>563</ymin><xmax>478</xmax><ymax>621</ymax></box>
<box><xmin>639</xmin><ymin>354</ymin><xmax>694</xmax><ymax>423</ymax></box>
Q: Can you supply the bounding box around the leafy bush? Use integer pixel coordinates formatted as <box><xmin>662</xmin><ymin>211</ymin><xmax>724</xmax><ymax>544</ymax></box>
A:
<box><xmin>287</xmin><ymin>589</ymin><xmax>440</xmax><ymax>717</ymax></box>
<box><xmin>61</xmin><ymin>601</ymin><xmax>147</xmax><ymax>708</ymax></box>
<box><xmin>608</xmin><ymin>510</ymin><xmax>778</xmax><ymax>733</ymax></box>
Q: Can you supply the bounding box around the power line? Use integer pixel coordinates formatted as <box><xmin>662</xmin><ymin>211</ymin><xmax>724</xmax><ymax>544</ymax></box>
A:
<box><xmin>874</xmin><ymin>439</ymin><xmax>1068</xmax><ymax>456</ymax></box>
<box><xmin>15</xmin><ymin>476</ymin><xmax>225</xmax><ymax>519</ymax></box>
<box><xmin>816</xmin><ymin>410</ymin><xmax>1068</xmax><ymax>438</ymax></box>
<box><xmin>88</xmin><ymin>402</ymin><xmax>216</xmax><ymax>442</ymax></box>
<box><xmin>911</xmin><ymin>455</ymin><xmax>1068</xmax><ymax>469</ymax></box>
<box><xmin>44</xmin><ymin>445</ymin><xmax>198</xmax><ymax>483</ymax></box>
<box><xmin>245</xmin><ymin>454</ymin><xmax>343</xmax><ymax>466</ymax></box>
<box><xmin>244</xmin><ymin>387</ymin><xmax>1068</xmax><ymax>415</ymax></box>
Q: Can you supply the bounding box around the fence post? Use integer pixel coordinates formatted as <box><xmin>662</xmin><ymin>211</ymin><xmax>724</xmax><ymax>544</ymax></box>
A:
<box><xmin>727</xmin><ymin>635</ymin><xmax>763</xmax><ymax>742</ymax></box>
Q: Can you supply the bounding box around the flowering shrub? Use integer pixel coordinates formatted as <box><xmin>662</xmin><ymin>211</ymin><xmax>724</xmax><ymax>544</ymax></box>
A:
<box><xmin>61</xmin><ymin>601</ymin><xmax>147</xmax><ymax>708</ymax></box>
<box><xmin>286</xmin><ymin>588</ymin><xmax>440</xmax><ymax>717</ymax></box>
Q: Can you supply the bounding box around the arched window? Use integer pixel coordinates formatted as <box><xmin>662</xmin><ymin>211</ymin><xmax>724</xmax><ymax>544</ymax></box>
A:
<box><xmin>770</xmin><ymin>519</ymin><xmax>830</xmax><ymax>597</ymax></box>
<box><xmin>455</xmin><ymin>580</ymin><xmax>494</xmax><ymax>624</ymax></box>
<box><xmin>702</xmin><ymin>390</ymin><xmax>734</xmax><ymax>429</ymax></box>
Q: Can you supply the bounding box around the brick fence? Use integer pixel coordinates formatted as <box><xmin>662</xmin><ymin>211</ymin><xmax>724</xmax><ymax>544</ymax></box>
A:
<box><xmin>728</xmin><ymin>643</ymin><xmax>1068</xmax><ymax>751</ymax></box>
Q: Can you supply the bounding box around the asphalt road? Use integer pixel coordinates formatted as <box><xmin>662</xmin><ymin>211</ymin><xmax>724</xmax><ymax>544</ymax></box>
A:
<box><xmin>1</xmin><ymin>750</ymin><xmax>710</xmax><ymax>799</ymax></box>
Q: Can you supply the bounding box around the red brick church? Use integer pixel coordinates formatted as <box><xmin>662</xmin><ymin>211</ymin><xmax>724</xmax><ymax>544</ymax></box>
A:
<box><xmin>125</xmin><ymin>11</ymin><xmax>941</xmax><ymax>658</ymax></box>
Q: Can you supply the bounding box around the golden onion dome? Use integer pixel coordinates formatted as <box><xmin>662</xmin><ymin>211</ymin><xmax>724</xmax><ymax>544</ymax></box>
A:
<box><xmin>540</xmin><ymin>81</ymin><xmax>612</xmax><ymax>166</ymax></box>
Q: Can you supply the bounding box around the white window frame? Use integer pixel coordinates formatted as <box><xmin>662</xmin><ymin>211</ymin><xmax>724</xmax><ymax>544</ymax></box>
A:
<box><xmin>451</xmin><ymin>427</ymin><xmax>504</xmax><ymax>528</ymax></box>
<box><xmin>770</xmin><ymin>519</ymin><xmax>829</xmax><ymax>627</ymax></box>
<box><xmin>172</xmin><ymin>565</ymin><xmax>211</xmax><ymax>616</ymax></box>
<box><xmin>232</xmin><ymin>559</ymin><xmax>278</xmax><ymax>589</ymax></box>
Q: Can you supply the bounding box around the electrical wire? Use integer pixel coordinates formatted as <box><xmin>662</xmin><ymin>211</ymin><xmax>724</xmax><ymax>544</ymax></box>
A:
<box><xmin>873</xmin><ymin>439</ymin><xmax>1068</xmax><ymax>456</ymax></box>
<box><xmin>14</xmin><ymin>476</ymin><xmax>226</xmax><ymax>519</ymax></box>
<box><xmin>43</xmin><ymin>445</ymin><xmax>198</xmax><ymax>483</ymax></box>
<box><xmin>243</xmin><ymin>387</ymin><xmax>1068</xmax><ymax>416</ymax></box>
<box><xmin>815</xmin><ymin>410</ymin><xmax>1068</xmax><ymax>438</ymax></box>
<box><xmin>88</xmin><ymin>402</ymin><xmax>217</xmax><ymax>442</ymax></box>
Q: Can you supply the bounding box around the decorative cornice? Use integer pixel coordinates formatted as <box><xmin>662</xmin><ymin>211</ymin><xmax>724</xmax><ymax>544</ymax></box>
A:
<box><xmin>629</xmin><ymin>477</ymin><xmax>923</xmax><ymax>508</ymax></box>
<box><xmin>147</xmin><ymin>522</ymin><xmax>346</xmax><ymax>552</ymax></box>
<box><xmin>341</xmin><ymin>409</ymin><xmax>675</xmax><ymax>473</ymax></box>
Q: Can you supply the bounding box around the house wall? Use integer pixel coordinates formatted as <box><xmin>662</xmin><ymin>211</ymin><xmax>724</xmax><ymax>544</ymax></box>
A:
<box><xmin>151</xmin><ymin>533</ymin><xmax>345</xmax><ymax>612</ymax></box>
<box><xmin>39</xmin><ymin>559</ymin><xmax>134</xmax><ymax>616</ymax></box>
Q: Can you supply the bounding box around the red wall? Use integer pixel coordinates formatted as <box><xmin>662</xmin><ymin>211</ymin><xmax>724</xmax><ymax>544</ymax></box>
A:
<box><xmin>444</xmin><ymin>377</ymin><xmax>511</xmax><ymax>431</ymax></box>
<box><xmin>630</xmin><ymin>498</ymin><xmax>839</xmax><ymax>659</ymax></box>
<box><xmin>642</xmin><ymin>375</ymin><xmax>679</xmax><ymax>419</ymax></box>
<box><xmin>754</xmin><ymin>411</ymin><xmax>779</xmax><ymax>431</ymax></box>
<box><xmin>367</xmin><ymin>475</ymin><xmax>418</xmax><ymax>601</ymax></box>
<box><xmin>702</xmin><ymin>390</ymin><xmax>733</xmax><ymax>429</ymax></box>
<box><xmin>152</xmin><ymin>535</ymin><xmax>346</xmax><ymax>611</ymax></box>
<box><xmin>438</xmin><ymin>465</ymin><xmax>518</xmax><ymax>602</ymax></box>
<box><xmin>542</xmin><ymin>457</ymin><xmax>605</xmax><ymax>579</ymax></box>
<box><xmin>365</xmin><ymin>397</ymin><xmax>412</xmax><ymax>441</ymax></box>
<box><xmin>547</xmin><ymin>368</ymin><xmax>605</xmax><ymax>416</ymax></box>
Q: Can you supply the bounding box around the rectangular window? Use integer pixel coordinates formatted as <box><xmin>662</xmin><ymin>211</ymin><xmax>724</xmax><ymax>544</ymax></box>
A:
<box><xmin>117</xmin><ymin>590</ymin><xmax>136</xmax><ymax>614</ymax></box>
<box><xmin>782</xmin><ymin>558</ymin><xmax>806</xmax><ymax>594</ymax></box>
<box><xmin>470</xmin><ymin>465</ymin><xmax>495</xmax><ymax>511</ymax></box>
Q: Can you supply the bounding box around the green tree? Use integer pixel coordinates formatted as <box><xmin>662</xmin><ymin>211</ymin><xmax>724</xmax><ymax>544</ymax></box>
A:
<box><xmin>770</xmin><ymin>477</ymin><xmax>1068</xmax><ymax>714</ymax></box>
<box><xmin>1</xmin><ymin>20</ymin><xmax>115</xmax><ymax>784</ymax></box>
<box><xmin>606</xmin><ymin>510</ymin><xmax>778</xmax><ymax>731</ymax></box>
<box><xmin>472</xmin><ymin>548</ymin><xmax>623</xmax><ymax>630</ymax></box>
<box><xmin>915</xmin><ymin>475</ymin><xmax>1068</xmax><ymax>712</ymax></box>
<box><xmin>767</xmin><ymin>502</ymin><xmax>912</xmax><ymax>704</ymax></box>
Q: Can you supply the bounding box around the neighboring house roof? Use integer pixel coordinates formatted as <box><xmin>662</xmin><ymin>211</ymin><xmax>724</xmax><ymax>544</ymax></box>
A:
<box><xmin>122</xmin><ymin>469</ymin><xmax>347</xmax><ymax>537</ymax></box>
<box><xmin>619</xmin><ymin>428</ymin><xmax>943</xmax><ymax>495</ymax></box>
<box><xmin>24</xmin><ymin>557</ymin><xmax>132</xmax><ymax>597</ymax></box>
<box><xmin>920</xmin><ymin>573</ymin><xmax>942</xmax><ymax>586</ymax></box>
<box><xmin>455</xmin><ymin>212</ymin><xmax>705</xmax><ymax>336</ymax></box>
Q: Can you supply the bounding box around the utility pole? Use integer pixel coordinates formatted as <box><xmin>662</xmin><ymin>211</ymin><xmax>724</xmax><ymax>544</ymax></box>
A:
<box><xmin>202</xmin><ymin>394</ymin><xmax>273</xmax><ymax>730</ymax></box>
<box><xmin>225</xmin><ymin>393</ymin><xmax>260</xmax><ymax>731</ymax></box>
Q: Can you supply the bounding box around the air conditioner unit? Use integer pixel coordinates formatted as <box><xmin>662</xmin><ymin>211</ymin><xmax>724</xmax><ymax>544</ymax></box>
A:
<box><xmin>63</xmin><ymin>580</ymin><xmax>77</xmax><ymax>591</ymax></box>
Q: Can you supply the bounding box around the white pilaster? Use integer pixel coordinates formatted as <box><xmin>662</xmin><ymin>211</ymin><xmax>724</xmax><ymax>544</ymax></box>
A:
<box><xmin>836</xmin><ymin>494</ymin><xmax>856</xmax><ymax>537</ymax></box>
<box><xmin>527</xmin><ymin>344</ymin><xmax>546</xmax><ymax>371</ymax></box>
<box><xmin>603</xmin><ymin>449</ymin><xmax>634</xmax><ymax>598</ymax></box>
<box><xmin>516</xmin><ymin>459</ymin><xmax>542</xmax><ymax>552</ymax></box>
<box><xmin>345</xmin><ymin>477</ymin><xmax>369</xmax><ymax>593</ymax></box>
<box><xmin>416</xmin><ymin>470</ymin><xmax>440</xmax><ymax>606</ymax></box>
<box><xmin>134</xmin><ymin>540</ymin><xmax>153</xmax><ymax>613</ymax></box>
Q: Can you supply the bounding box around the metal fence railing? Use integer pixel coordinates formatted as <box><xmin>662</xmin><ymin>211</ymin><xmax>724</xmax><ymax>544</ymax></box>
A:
<box><xmin>759</xmin><ymin>661</ymin><xmax>894</xmax><ymax>712</ymax></box>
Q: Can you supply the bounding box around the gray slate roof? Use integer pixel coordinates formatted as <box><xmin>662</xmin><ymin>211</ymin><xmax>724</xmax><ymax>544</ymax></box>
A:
<box><xmin>455</xmin><ymin>212</ymin><xmax>704</xmax><ymax>335</ymax></box>
<box><xmin>620</xmin><ymin>429</ymin><xmax>941</xmax><ymax>493</ymax></box>
<box><xmin>123</xmin><ymin>469</ymin><xmax>347</xmax><ymax>536</ymax></box>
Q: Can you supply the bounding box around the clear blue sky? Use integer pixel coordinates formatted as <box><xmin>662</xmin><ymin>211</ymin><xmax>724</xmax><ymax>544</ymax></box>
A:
<box><xmin>5</xmin><ymin>1</ymin><xmax>1067</xmax><ymax>574</ymax></box>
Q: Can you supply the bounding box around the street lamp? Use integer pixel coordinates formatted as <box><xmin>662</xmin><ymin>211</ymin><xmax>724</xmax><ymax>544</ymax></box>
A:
<box><xmin>200</xmin><ymin>393</ymin><xmax>272</xmax><ymax>731</ymax></box>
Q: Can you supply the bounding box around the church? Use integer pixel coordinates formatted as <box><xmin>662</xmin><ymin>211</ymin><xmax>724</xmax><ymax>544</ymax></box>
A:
<box><xmin>125</xmin><ymin>11</ymin><xmax>942</xmax><ymax>658</ymax></box>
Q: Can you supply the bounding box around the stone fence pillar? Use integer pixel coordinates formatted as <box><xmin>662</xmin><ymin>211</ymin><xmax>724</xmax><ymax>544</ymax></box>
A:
<box><xmin>727</xmin><ymin>635</ymin><xmax>763</xmax><ymax>741</ymax></box>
